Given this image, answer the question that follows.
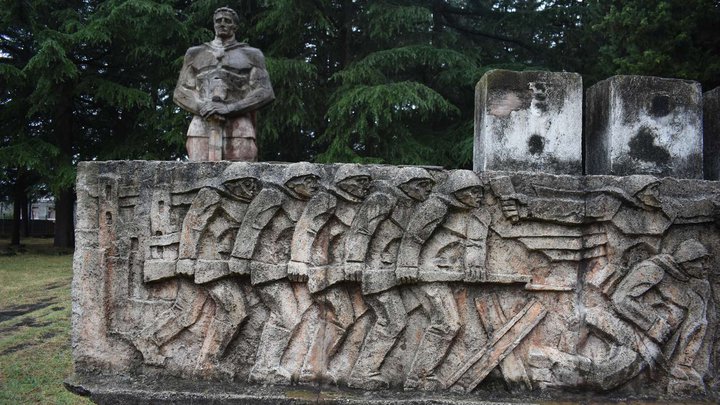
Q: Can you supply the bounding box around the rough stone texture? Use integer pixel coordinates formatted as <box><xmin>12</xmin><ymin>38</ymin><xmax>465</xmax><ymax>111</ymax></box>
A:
<box><xmin>704</xmin><ymin>87</ymin><xmax>720</xmax><ymax>180</ymax></box>
<box><xmin>585</xmin><ymin>75</ymin><xmax>703</xmax><ymax>178</ymax></box>
<box><xmin>473</xmin><ymin>70</ymin><xmax>583</xmax><ymax>174</ymax></box>
<box><xmin>71</xmin><ymin>161</ymin><xmax>720</xmax><ymax>402</ymax></box>
<box><xmin>174</xmin><ymin>7</ymin><xmax>274</xmax><ymax>162</ymax></box>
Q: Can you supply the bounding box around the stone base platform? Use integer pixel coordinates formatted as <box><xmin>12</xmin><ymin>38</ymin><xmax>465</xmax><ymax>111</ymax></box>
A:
<box><xmin>64</xmin><ymin>374</ymin><xmax>714</xmax><ymax>405</ymax></box>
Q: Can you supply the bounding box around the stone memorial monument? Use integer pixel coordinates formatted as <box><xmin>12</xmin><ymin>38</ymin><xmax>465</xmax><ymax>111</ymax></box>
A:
<box><xmin>174</xmin><ymin>7</ymin><xmax>274</xmax><ymax>162</ymax></box>
<box><xmin>704</xmin><ymin>87</ymin><xmax>720</xmax><ymax>180</ymax></box>
<box><xmin>68</xmin><ymin>72</ymin><xmax>720</xmax><ymax>404</ymax></box>
<box><xmin>473</xmin><ymin>70</ymin><xmax>583</xmax><ymax>174</ymax></box>
<box><xmin>585</xmin><ymin>75</ymin><xmax>703</xmax><ymax>178</ymax></box>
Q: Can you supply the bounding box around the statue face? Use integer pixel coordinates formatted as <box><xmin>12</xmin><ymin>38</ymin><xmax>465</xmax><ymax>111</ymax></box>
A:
<box><xmin>637</xmin><ymin>184</ymin><xmax>661</xmax><ymax>208</ymax></box>
<box><xmin>454</xmin><ymin>186</ymin><xmax>484</xmax><ymax>208</ymax></box>
<box><xmin>286</xmin><ymin>175</ymin><xmax>320</xmax><ymax>200</ymax></box>
<box><xmin>680</xmin><ymin>256</ymin><xmax>709</xmax><ymax>279</ymax></box>
<box><xmin>214</xmin><ymin>12</ymin><xmax>237</xmax><ymax>39</ymax></box>
<box><xmin>399</xmin><ymin>178</ymin><xmax>434</xmax><ymax>202</ymax></box>
<box><xmin>338</xmin><ymin>175</ymin><xmax>371</xmax><ymax>199</ymax></box>
<box><xmin>225</xmin><ymin>177</ymin><xmax>260</xmax><ymax>200</ymax></box>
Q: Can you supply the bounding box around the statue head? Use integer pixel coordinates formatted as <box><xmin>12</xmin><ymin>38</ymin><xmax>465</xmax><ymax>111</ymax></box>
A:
<box><xmin>333</xmin><ymin>164</ymin><xmax>372</xmax><ymax>202</ymax></box>
<box><xmin>396</xmin><ymin>167</ymin><xmax>435</xmax><ymax>202</ymax></box>
<box><xmin>282</xmin><ymin>162</ymin><xmax>322</xmax><ymax>200</ymax></box>
<box><xmin>221</xmin><ymin>163</ymin><xmax>261</xmax><ymax>201</ymax></box>
<box><xmin>213</xmin><ymin>7</ymin><xmax>239</xmax><ymax>40</ymax></box>
<box><xmin>442</xmin><ymin>170</ymin><xmax>483</xmax><ymax>208</ymax></box>
<box><xmin>673</xmin><ymin>239</ymin><xmax>710</xmax><ymax>279</ymax></box>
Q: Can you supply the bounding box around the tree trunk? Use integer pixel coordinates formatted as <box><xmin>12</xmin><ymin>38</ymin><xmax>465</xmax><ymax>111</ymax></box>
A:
<box><xmin>53</xmin><ymin>84</ymin><xmax>76</xmax><ymax>249</ymax></box>
<box><xmin>11</xmin><ymin>168</ymin><xmax>27</xmax><ymax>246</ymax></box>
<box><xmin>54</xmin><ymin>188</ymin><xmax>75</xmax><ymax>248</ymax></box>
<box><xmin>21</xmin><ymin>191</ymin><xmax>29</xmax><ymax>237</ymax></box>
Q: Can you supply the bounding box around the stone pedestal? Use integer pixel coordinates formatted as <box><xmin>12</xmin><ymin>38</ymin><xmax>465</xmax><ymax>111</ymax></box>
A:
<box><xmin>70</xmin><ymin>161</ymin><xmax>720</xmax><ymax>403</ymax></box>
<box><xmin>704</xmin><ymin>87</ymin><xmax>720</xmax><ymax>180</ymax></box>
<box><xmin>584</xmin><ymin>75</ymin><xmax>703</xmax><ymax>178</ymax></box>
<box><xmin>473</xmin><ymin>70</ymin><xmax>582</xmax><ymax>174</ymax></box>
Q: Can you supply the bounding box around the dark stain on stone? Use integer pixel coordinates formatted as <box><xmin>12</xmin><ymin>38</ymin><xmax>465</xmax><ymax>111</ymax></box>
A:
<box><xmin>628</xmin><ymin>127</ymin><xmax>670</xmax><ymax>165</ymax></box>
<box><xmin>528</xmin><ymin>134</ymin><xmax>545</xmax><ymax>155</ymax></box>
<box><xmin>650</xmin><ymin>94</ymin><xmax>672</xmax><ymax>117</ymax></box>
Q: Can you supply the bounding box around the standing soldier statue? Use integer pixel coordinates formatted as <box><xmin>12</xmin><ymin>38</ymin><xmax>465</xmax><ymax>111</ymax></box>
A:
<box><xmin>174</xmin><ymin>7</ymin><xmax>274</xmax><ymax>162</ymax></box>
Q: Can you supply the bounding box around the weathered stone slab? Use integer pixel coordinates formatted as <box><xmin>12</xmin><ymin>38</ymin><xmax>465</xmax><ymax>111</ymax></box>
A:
<box><xmin>473</xmin><ymin>70</ymin><xmax>583</xmax><ymax>174</ymax></box>
<box><xmin>704</xmin><ymin>87</ymin><xmax>720</xmax><ymax>180</ymax></box>
<box><xmin>585</xmin><ymin>75</ymin><xmax>703</xmax><ymax>178</ymax></box>
<box><xmin>71</xmin><ymin>161</ymin><xmax>720</xmax><ymax>402</ymax></box>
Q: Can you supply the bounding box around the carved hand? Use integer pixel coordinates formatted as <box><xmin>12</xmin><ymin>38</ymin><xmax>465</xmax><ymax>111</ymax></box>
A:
<box><xmin>228</xmin><ymin>257</ymin><xmax>250</xmax><ymax>275</ymax></box>
<box><xmin>465</xmin><ymin>265</ymin><xmax>486</xmax><ymax>282</ymax></box>
<box><xmin>345</xmin><ymin>262</ymin><xmax>364</xmax><ymax>282</ymax></box>
<box><xmin>287</xmin><ymin>260</ymin><xmax>309</xmax><ymax>282</ymax></box>
<box><xmin>500</xmin><ymin>198</ymin><xmax>520</xmax><ymax>222</ymax></box>
<box><xmin>396</xmin><ymin>266</ymin><xmax>419</xmax><ymax>284</ymax></box>
<box><xmin>176</xmin><ymin>259</ymin><xmax>195</xmax><ymax>276</ymax></box>
<box><xmin>200</xmin><ymin>101</ymin><xmax>229</xmax><ymax>119</ymax></box>
<box><xmin>647</xmin><ymin>317</ymin><xmax>672</xmax><ymax>343</ymax></box>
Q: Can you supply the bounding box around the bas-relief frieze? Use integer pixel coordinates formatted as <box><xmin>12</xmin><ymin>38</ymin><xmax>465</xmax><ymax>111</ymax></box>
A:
<box><xmin>72</xmin><ymin>161</ymin><xmax>720</xmax><ymax>398</ymax></box>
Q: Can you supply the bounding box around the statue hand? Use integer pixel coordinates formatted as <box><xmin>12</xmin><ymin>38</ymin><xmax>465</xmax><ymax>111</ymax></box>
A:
<box><xmin>344</xmin><ymin>262</ymin><xmax>364</xmax><ymax>282</ymax></box>
<box><xmin>200</xmin><ymin>101</ymin><xmax>229</xmax><ymax>119</ymax></box>
<box><xmin>396</xmin><ymin>266</ymin><xmax>419</xmax><ymax>285</ymax></box>
<box><xmin>287</xmin><ymin>260</ymin><xmax>309</xmax><ymax>282</ymax></box>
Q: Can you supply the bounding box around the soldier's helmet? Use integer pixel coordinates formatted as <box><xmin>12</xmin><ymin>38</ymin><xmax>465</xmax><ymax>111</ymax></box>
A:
<box><xmin>221</xmin><ymin>163</ymin><xmax>261</xmax><ymax>201</ymax></box>
<box><xmin>673</xmin><ymin>239</ymin><xmax>710</xmax><ymax>264</ymax></box>
<box><xmin>394</xmin><ymin>167</ymin><xmax>433</xmax><ymax>187</ymax></box>
<box><xmin>395</xmin><ymin>167</ymin><xmax>434</xmax><ymax>201</ymax></box>
<box><xmin>332</xmin><ymin>164</ymin><xmax>372</xmax><ymax>202</ymax></box>
<box><xmin>282</xmin><ymin>162</ymin><xmax>323</xmax><ymax>200</ymax></box>
<box><xmin>441</xmin><ymin>170</ymin><xmax>483</xmax><ymax>208</ymax></box>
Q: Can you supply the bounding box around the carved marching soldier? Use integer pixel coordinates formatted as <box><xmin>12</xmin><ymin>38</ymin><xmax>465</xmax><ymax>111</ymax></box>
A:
<box><xmin>396</xmin><ymin>170</ymin><xmax>489</xmax><ymax>390</ymax></box>
<box><xmin>288</xmin><ymin>164</ymin><xmax>372</xmax><ymax>383</ymax></box>
<box><xmin>174</xmin><ymin>7</ymin><xmax>274</xmax><ymax>161</ymax></box>
<box><xmin>136</xmin><ymin>163</ymin><xmax>261</xmax><ymax>371</ymax></box>
<box><xmin>343</xmin><ymin>167</ymin><xmax>435</xmax><ymax>389</ymax></box>
<box><xmin>612</xmin><ymin>239</ymin><xmax>711</xmax><ymax>394</ymax></box>
<box><xmin>229</xmin><ymin>162</ymin><xmax>321</xmax><ymax>384</ymax></box>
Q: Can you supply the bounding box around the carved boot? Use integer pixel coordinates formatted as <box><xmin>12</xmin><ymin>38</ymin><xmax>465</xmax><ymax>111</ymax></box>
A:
<box><xmin>404</xmin><ymin>330</ymin><xmax>452</xmax><ymax>391</ymax></box>
<box><xmin>249</xmin><ymin>324</ymin><xmax>293</xmax><ymax>384</ymax></box>
<box><xmin>299</xmin><ymin>321</ymin><xmax>347</xmax><ymax>385</ymax></box>
<box><xmin>347</xmin><ymin>329</ymin><xmax>396</xmax><ymax>390</ymax></box>
<box><xmin>196</xmin><ymin>317</ymin><xmax>239</xmax><ymax>374</ymax></box>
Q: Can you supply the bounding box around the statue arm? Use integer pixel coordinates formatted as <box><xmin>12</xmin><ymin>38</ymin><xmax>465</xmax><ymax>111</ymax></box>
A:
<box><xmin>231</xmin><ymin>189</ymin><xmax>282</xmax><ymax>260</ymax></box>
<box><xmin>344</xmin><ymin>192</ymin><xmax>395</xmax><ymax>263</ymax></box>
<box><xmin>178</xmin><ymin>188</ymin><xmax>221</xmax><ymax>260</ymax></box>
<box><xmin>396</xmin><ymin>198</ymin><xmax>447</xmax><ymax>281</ymax></box>
<box><xmin>224</xmin><ymin>50</ymin><xmax>275</xmax><ymax>116</ymax></box>
<box><xmin>611</xmin><ymin>262</ymin><xmax>669</xmax><ymax>342</ymax></box>
<box><xmin>173</xmin><ymin>50</ymin><xmax>203</xmax><ymax>115</ymax></box>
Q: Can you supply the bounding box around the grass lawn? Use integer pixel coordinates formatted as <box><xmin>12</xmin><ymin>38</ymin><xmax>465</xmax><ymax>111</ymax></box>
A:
<box><xmin>0</xmin><ymin>238</ymin><xmax>91</xmax><ymax>404</ymax></box>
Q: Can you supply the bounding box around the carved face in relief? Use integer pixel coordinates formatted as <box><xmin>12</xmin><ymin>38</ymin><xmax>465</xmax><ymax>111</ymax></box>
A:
<box><xmin>636</xmin><ymin>183</ymin><xmax>662</xmax><ymax>208</ymax></box>
<box><xmin>454</xmin><ymin>186</ymin><xmax>484</xmax><ymax>208</ymax></box>
<box><xmin>214</xmin><ymin>10</ymin><xmax>238</xmax><ymax>40</ymax></box>
<box><xmin>224</xmin><ymin>177</ymin><xmax>261</xmax><ymax>200</ymax></box>
<box><xmin>680</xmin><ymin>256</ymin><xmax>709</xmax><ymax>279</ymax></box>
<box><xmin>399</xmin><ymin>178</ymin><xmax>435</xmax><ymax>202</ymax></box>
<box><xmin>286</xmin><ymin>174</ymin><xmax>321</xmax><ymax>200</ymax></box>
<box><xmin>337</xmin><ymin>175</ymin><xmax>371</xmax><ymax>200</ymax></box>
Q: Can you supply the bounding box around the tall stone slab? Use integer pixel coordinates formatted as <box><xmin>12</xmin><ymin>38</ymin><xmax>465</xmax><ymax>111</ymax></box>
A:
<box><xmin>68</xmin><ymin>161</ymin><xmax>720</xmax><ymax>403</ymax></box>
<box><xmin>585</xmin><ymin>75</ymin><xmax>703</xmax><ymax>178</ymax></box>
<box><xmin>704</xmin><ymin>87</ymin><xmax>720</xmax><ymax>180</ymax></box>
<box><xmin>473</xmin><ymin>70</ymin><xmax>582</xmax><ymax>174</ymax></box>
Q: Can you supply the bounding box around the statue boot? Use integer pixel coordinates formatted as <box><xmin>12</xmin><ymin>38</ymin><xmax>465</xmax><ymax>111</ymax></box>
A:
<box><xmin>249</xmin><ymin>324</ymin><xmax>293</xmax><ymax>384</ymax></box>
<box><xmin>404</xmin><ymin>330</ymin><xmax>453</xmax><ymax>391</ymax></box>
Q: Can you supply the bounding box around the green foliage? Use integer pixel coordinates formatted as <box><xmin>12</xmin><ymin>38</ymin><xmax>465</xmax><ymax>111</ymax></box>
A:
<box><xmin>1</xmin><ymin>0</ymin><xmax>718</xmax><ymax>242</ymax></box>
<box><xmin>593</xmin><ymin>0</ymin><xmax>720</xmax><ymax>88</ymax></box>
